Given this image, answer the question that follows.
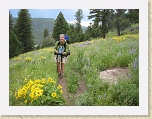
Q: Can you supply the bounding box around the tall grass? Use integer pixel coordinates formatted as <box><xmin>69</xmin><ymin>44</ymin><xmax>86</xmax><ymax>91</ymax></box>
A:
<box><xmin>9</xmin><ymin>33</ymin><xmax>139</xmax><ymax>106</ymax></box>
<box><xmin>65</xmin><ymin>34</ymin><xmax>139</xmax><ymax>106</ymax></box>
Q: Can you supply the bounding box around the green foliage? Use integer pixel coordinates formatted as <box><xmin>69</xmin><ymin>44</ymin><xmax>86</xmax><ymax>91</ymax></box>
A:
<box><xmin>9</xmin><ymin>30</ymin><xmax>21</xmax><ymax>58</ymax></box>
<box><xmin>42</xmin><ymin>35</ymin><xmax>55</xmax><ymax>48</ymax></box>
<box><xmin>75</xmin><ymin>32</ymin><xmax>84</xmax><ymax>42</ymax></box>
<box><xmin>9</xmin><ymin>11</ymin><xmax>21</xmax><ymax>58</ymax></box>
<box><xmin>108</xmin><ymin>80</ymin><xmax>139</xmax><ymax>106</ymax></box>
<box><xmin>64</xmin><ymin>33</ymin><xmax>139</xmax><ymax>106</ymax></box>
<box><xmin>9</xmin><ymin>11</ymin><xmax>14</xmax><ymax>30</ymax></box>
<box><xmin>106</xmin><ymin>31</ymin><xmax>116</xmax><ymax>38</ymax></box>
<box><xmin>128</xmin><ymin>57</ymin><xmax>139</xmax><ymax>84</ymax></box>
<box><xmin>75</xmin><ymin>91</ymin><xmax>93</xmax><ymax>106</ymax></box>
<box><xmin>43</xmin><ymin>28</ymin><xmax>50</xmax><ymax>38</ymax></box>
<box><xmin>42</xmin><ymin>28</ymin><xmax>55</xmax><ymax>48</ymax></box>
<box><xmin>66</xmin><ymin>71</ymin><xmax>79</xmax><ymax>93</ymax></box>
<box><xmin>66</xmin><ymin>25</ymin><xmax>75</xmax><ymax>43</ymax></box>
<box><xmin>52</xmin><ymin>12</ymin><xmax>70</xmax><ymax>40</ymax></box>
<box><xmin>74</xmin><ymin>9</ymin><xmax>84</xmax><ymax>32</ymax></box>
<box><xmin>14</xmin><ymin>9</ymin><xmax>34</xmax><ymax>53</ymax></box>
<box><xmin>88</xmin><ymin>9</ymin><xmax>110</xmax><ymax>38</ymax></box>
<box><xmin>87</xmin><ymin>9</ymin><xmax>139</xmax><ymax>38</ymax></box>
<box><xmin>83</xmin><ymin>26</ymin><xmax>92</xmax><ymax>40</ymax></box>
<box><xmin>126</xmin><ymin>9</ymin><xmax>139</xmax><ymax>24</ymax></box>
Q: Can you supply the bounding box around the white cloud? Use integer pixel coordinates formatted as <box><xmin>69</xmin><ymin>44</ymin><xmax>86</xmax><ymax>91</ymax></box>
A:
<box><xmin>68</xmin><ymin>21</ymin><xmax>75</xmax><ymax>24</ymax></box>
<box><xmin>68</xmin><ymin>20</ymin><xmax>92</xmax><ymax>27</ymax></box>
<box><xmin>81</xmin><ymin>20</ymin><xmax>92</xmax><ymax>27</ymax></box>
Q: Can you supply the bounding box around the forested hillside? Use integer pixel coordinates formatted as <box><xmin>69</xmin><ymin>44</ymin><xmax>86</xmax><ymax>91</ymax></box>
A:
<box><xmin>10</xmin><ymin>9</ymin><xmax>139</xmax><ymax>58</ymax></box>
<box><xmin>13</xmin><ymin>18</ymin><xmax>87</xmax><ymax>45</ymax></box>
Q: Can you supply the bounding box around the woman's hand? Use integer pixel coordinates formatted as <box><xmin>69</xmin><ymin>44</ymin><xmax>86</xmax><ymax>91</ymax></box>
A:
<box><xmin>62</xmin><ymin>52</ymin><xmax>65</xmax><ymax>55</ymax></box>
<box><xmin>54</xmin><ymin>51</ymin><xmax>58</xmax><ymax>55</ymax></box>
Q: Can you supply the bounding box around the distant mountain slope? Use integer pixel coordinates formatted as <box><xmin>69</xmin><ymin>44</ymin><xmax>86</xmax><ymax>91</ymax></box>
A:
<box><xmin>13</xmin><ymin>18</ymin><xmax>87</xmax><ymax>45</ymax></box>
<box><xmin>32</xmin><ymin>18</ymin><xmax>55</xmax><ymax>45</ymax></box>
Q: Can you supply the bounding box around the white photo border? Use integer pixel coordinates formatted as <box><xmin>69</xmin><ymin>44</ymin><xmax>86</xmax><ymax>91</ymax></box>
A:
<box><xmin>0</xmin><ymin>0</ymin><xmax>148</xmax><ymax>115</ymax></box>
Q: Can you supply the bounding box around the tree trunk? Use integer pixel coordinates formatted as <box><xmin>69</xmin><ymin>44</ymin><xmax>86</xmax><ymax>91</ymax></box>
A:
<box><xmin>116</xmin><ymin>24</ymin><xmax>121</xmax><ymax>36</ymax></box>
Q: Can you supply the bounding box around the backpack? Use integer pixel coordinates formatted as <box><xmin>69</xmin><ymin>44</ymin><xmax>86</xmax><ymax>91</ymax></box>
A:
<box><xmin>56</xmin><ymin>40</ymin><xmax>70</xmax><ymax>57</ymax></box>
<box><xmin>64</xmin><ymin>34</ymin><xmax>69</xmax><ymax>41</ymax></box>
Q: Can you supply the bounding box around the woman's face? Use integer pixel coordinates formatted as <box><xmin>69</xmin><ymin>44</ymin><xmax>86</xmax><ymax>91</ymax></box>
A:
<box><xmin>60</xmin><ymin>35</ymin><xmax>65</xmax><ymax>42</ymax></box>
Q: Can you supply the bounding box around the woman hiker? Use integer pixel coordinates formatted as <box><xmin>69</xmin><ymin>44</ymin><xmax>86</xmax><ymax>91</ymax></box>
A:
<box><xmin>54</xmin><ymin>34</ymin><xmax>70</xmax><ymax>78</ymax></box>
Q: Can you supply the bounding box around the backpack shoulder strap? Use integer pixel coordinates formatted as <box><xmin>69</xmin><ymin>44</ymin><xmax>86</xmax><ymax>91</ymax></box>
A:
<box><xmin>64</xmin><ymin>40</ymin><xmax>67</xmax><ymax>51</ymax></box>
<box><xmin>57</xmin><ymin>41</ymin><xmax>60</xmax><ymax>46</ymax></box>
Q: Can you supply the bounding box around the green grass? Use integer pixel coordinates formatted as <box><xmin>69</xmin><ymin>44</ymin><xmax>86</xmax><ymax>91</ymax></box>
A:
<box><xmin>65</xmin><ymin>33</ymin><xmax>139</xmax><ymax>106</ymax></box>
<box><xmin>9</xmin><ymin>33</ymin><xmax>139</xmax><ymax>106</ymax></box>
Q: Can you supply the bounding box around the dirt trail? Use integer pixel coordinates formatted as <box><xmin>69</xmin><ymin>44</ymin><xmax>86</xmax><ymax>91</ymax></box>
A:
<box><xmin>57</xmin><ymin>77</ymin><xmax>71</xmax><ymax>105</ymax></box>
<box><xmin>58</xmin><ymin>77</ymin><xmax>87</xmax><ymax>105</ymax></box>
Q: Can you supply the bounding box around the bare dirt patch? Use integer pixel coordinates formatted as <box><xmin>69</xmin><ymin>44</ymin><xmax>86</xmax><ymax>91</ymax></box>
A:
<box><xmin>99</xmin><ymin>67</ymin><xmax>130</xmax><ymax>84</ymax></box>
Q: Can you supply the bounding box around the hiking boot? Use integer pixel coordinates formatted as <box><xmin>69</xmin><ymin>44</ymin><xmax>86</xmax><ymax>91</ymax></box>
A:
<box><xmin>58</xmin><ymin>73</ymin><xmax>62</xmax><ymax>78</ymax></box>
<box><xmin>59</xmin><ymin>74</ymin><xmax>64</xmax><ymax>79</ymax></box>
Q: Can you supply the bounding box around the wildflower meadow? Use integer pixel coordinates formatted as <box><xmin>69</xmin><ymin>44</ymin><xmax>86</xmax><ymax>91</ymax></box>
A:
<box><xmin>9</xmin><ymin>33</ymin><xmax>139</xmax><ymax>106</ymax></box>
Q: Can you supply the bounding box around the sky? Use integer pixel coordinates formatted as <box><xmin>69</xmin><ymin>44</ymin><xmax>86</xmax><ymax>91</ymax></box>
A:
<box><xmin>9</xmin><ymin>9</ymin><xmax>93</xmax><ymax>27</ymax></box>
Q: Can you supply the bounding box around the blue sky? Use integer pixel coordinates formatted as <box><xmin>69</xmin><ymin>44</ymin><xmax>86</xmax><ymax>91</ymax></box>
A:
<box><xmin>9</xmin><ymin>9</ymin><xmax>93</xmax><ymax>27</ymax></box>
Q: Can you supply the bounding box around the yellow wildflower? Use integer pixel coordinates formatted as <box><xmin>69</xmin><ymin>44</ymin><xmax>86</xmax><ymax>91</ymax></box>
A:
<box><xmin>51</xmin><ymin>92</ymin><xmax>57</xmax><ymax>98</ymax></box>
<box><xmin>47</xmin><ymin>77</ymin><xmax>53</xmax><ymax>82</ymax></box>
<box><xmin>35</xmin><ymin>89</ymin><xmax>43</xmax><ymax>97</ymax></box>
<box><xmin>57</xmin><ymin>85</ymin><xmax>62</xmax><ymax>90</ymax></box>
<box><xmin>29</xmin><ymin>93</ymin><xmax>35</xmax><ymax>99</ymax></box>
<box><xmin>24</xmin><ymin>100</ymin><xmax>27</xmax><ymax>104</ymax></box>
<box><xmin>60</xmin><ymin>90</ymin><xmax>63</xmax><ymax>94</ymax></box>
<box><xmin>41</xmin><ymin>78</ymin><xmax>46</xmax><ymax>83</ymax></box>
<box><xmin>24</xmin><ymin>78</ymin><xmax>27</xmax><ymax>82</ymax></box>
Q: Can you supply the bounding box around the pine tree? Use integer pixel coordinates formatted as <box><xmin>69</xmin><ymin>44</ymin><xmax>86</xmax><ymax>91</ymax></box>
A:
<box><xmin>74</xmin><ymin>9</ymin><xmax>84</xmax><ymax>42</ymax></box>
<box><xmin>9</xmin><ymin>11</ymin><xmax>14</xmax><ymax>31</ymax></box>
<box><xmin>52</xmin><ymin>12</ymin><xmax>69</xmax><ymax>40</ymax></box>
<box><xmin>67</xmin><ymin>25</ymin><xmax>75</xmax><ymax>43</ymax></box>
<box><xmin>84</xmin><ymin>23</ymin><xmax>92</xmax><ymax>40</ymax></box>
<box><xmin>88</xmin><ymin>9</ymin><xmax>101</xmax><ymax>27</ymax></box>
<box><xmin>126</xmin><ymin>9</ymin><xmax>139</xmax><ymax>24</ymax></box>
<box><xmin>43</xmin><ymin>28</ymin><xmax>49</xmax><ymax>38</ymax></box>
<box><xmin>74</xmin><ymin>9</ymin><xmax>84</xmax><ymax>33</ymax></box>
<box><xmin>100</xmin><ymin>9</ymin><xmax>109</xmax><ymax>39</ymax></box>
<box><xmin>9</xmin><ymin>11</ymin><xmax>21</xmax><ymax>58</ymax></box>
<box><xmin>88</xmin><ymin>9</ymin><xmax>110</xmax><ymax>39</ymax></box>
<box><xmin>9</xmin><ymin>30</ymin><xmax>21</xmax><ymax>58</ymax></box>
<box><xmin>112</xmin><ymin>9</ymin><xmax>131</xmax><ymax>36</ymax></box>
<box><xmin>14</xmin><ymin>9</ymin><xmax>34</xmax><ymax>53</ymax></box>
<box><xmin>42</xmin><ymin>28</ymin><xmax>55</xmax><ymax>48</ymax></box>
